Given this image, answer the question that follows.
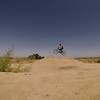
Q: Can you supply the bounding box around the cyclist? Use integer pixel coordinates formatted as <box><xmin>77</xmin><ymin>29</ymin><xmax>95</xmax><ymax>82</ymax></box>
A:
<box><xmin>57</xmin><ymin>43</ymin><xmax>64</xmax><ymax>53</ymax></box>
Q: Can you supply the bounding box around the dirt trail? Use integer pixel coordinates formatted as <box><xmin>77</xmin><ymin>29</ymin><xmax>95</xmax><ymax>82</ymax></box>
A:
<box><xmin>0</xmin><ymin>57</ymin><xmax>100</xmax><ymax>100</ymax></box>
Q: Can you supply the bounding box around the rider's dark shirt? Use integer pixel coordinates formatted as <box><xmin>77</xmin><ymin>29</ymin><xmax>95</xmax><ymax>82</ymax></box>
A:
<box><xmin>58</xmin><ymin>45</ymin><xmax>64</xmax><ymax>50</ymax></box>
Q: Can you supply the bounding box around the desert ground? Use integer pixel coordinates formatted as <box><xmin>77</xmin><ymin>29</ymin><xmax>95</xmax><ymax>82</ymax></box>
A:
<box><xmin>0</xmin><ymin>56</ymin><xmax>100</xmax><ymax>100</ymax></box>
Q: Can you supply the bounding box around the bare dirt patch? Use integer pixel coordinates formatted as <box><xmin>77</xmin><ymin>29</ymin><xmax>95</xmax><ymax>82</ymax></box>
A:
<box><xmin>0</xmin><ymin>57</ymin><xmax>100</xmax><ymax>100</ymax></box>
<box><xmin>58</xmin><ymin>66</ymin><xmax>79</xmax><ymax>70</ymax></box>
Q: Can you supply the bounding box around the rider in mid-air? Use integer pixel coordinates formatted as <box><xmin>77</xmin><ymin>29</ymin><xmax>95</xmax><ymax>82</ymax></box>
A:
<box><xmin>57</xmin><ymin>43</ymin><xmax>64</xmax><ymax>53</ymax></box>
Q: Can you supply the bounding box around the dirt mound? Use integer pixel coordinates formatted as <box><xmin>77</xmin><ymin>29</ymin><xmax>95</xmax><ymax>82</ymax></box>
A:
<box><xmin>31</xmin><ymin>57</ymin><xmax>83</xmax><ymax>73</ymax></box>
<box><xmin>0</xmin><ymin>57</ymin><xmax>100</xmax><ymax>100</ymax></box>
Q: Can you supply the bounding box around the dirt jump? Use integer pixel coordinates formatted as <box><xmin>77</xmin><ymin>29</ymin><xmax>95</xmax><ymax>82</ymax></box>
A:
<box><xmin>0</xmin><ymin>56</ymin><xmax>100</xmax><ymax>100</ymax></box>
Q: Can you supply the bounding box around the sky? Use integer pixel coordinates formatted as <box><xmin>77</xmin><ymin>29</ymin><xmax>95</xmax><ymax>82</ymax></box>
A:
<box><xmin>0</xmin><ymin>0</ymin><xmax>100</xmax><ymax>57</ymax></box>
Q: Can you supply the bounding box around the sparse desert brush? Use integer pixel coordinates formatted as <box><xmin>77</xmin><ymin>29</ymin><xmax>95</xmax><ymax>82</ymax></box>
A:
<box><xmin>11</xmin><ymin>63</ymin><xmax>31</xmax><ymax>73</ymax></box>
<box><xmin>76</xmin><ymin>57</ymin><xmax>100</xmax><ymax>63</ymax></box>
<box><xmin>0</xmin><ymin>57</ymin><xmax>11</xmax><ymax>72</ymax></box>
<box><xmin>0</xmin><ymin>49</ymin><xmax>12</xmax><ymax>72</ymax></box>
<box><xmin>0</xmin><ymin>49</ymin><xmax>44</xmax><ymax>73</ymax></box>
<box><xmin>0</xmin><ymin>57</ymin><xmax>32</xmax><ymax>73</ymax></box>
<box><xmin>28</xmin><ymin>53</ymin><xmax>44</xmax><ymax>60</ymax></box>
<box><xmin>0</xmin><ymin>49</ymin><xmax>32</xmax><ymax>73</ymax></box>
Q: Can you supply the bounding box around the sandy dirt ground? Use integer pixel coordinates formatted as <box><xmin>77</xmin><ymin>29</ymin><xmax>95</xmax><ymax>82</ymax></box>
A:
<box><xmin>0</xmin><ymin>57</ymin><xmax>100</xmax><ymax>100</ymax></box>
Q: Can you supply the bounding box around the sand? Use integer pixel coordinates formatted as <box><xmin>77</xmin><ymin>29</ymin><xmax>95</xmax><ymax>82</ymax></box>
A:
<box><xmin>0</xmin><ymin>57</ymin><xmax>100</xmax><ymax>100</ymax></box>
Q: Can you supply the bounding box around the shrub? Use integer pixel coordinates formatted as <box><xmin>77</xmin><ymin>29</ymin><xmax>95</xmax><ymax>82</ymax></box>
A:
<box><xmin>28</xmin><ymin>53</ymin><xmax>44</xmax><ymax>60</ymax></box>
<box><xmin>0</xmin><ymin>49</ymin><xmax>13</xmax><ymax>72</ymax></box>
<box><xmin>11</xmin><ymin>63</ymin><xmax>32</xmax><ymax>73</ymax></box>
<box><xmin>0</xmin><ymin>58</ymin><xmax>11</xmax><ymax>72</ymax></box>
<box><xmin>97</xmin><ymin>60</ymin><xmax>100</xmax><ymax>63</ymax></box>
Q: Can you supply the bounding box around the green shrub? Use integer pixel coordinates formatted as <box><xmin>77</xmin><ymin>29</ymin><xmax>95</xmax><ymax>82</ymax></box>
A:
<box><xmin>0</xmin><ymin>57</ymin><xmax>11</xmax><ymax>72</ymax></box>
<box><xmin>0</xmin><ymin>49</ymin><xmax>13</xmax><ymax>72</ymax></box>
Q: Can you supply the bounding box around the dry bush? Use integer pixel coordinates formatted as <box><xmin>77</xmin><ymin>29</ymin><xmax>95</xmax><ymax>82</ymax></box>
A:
<box><xmin>76</xmin><ymin>57</ymin><xmax>100</xmax><ymax>63</ymax></box>
<box><xmin>11</xmin><ymin>63</ymin><xmax>32</xmax><ymax>73</ymax></box>
<box><xmin>0</xmin><ymin>49</ymin><xmax>12</xmax><ymax>72</ymax></box>
<box><xmin>0</xmin><ymin>49</ymin><xmax>32</xmax><ymax>73</ymax></box>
